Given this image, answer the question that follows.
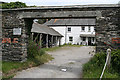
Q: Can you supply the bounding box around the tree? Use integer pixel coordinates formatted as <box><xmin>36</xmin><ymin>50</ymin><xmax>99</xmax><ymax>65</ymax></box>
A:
<box><xmin>2</xmin><ymin>1</ymin><xmax>27</xmax><ymax>9</ymax></box>
<box><xmin>37</xmin><ymin>19</ymin><xmax>47</xmax><ymax>24</ymax></box>
<box><xmin>118</xmin><ymin>1</ymin><xmax>120</xmax><ymax>4</ymax></box>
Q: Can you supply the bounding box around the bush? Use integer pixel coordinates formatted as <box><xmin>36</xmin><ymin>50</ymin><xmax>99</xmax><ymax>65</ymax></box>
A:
<box><xmin>83</xmin><ymin>49</ymin><xmax>120</xmax><ymax>78</ymax></box>
<box><xmin>90</xmin><ymin>52</ymin><xmax>106</xmax><ymax>67</ymax></box>
<box><xmin>111</xmin><ymin>49</ymin><xmax>120</xmax><ymax>74</ymax></box>
<box><xmin>27</xmin><ymin>40</ymin><xmax>45</xmax><ymax>61</ymax></box>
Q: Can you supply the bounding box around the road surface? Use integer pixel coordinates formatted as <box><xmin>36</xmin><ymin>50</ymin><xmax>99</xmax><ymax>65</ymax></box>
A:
<box><xmin>14</xmin><ymin>46</ymin><xmax>95</xmax><ymax>78</ymax></box>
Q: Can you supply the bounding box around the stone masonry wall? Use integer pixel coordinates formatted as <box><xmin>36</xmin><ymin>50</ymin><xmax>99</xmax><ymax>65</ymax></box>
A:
<box><xmin>2</xmin><ymin>5</ymin><xmax>120</xmax><ymax>61</ymax></box>
<box><xmin>96</xmin><ymin>8</ymin><xmax>120</xmax><ymax>52</ymax></box>
<box><xmin>2</xmin><ymin>11</ymin><xmax>27</xmax><ymax>61</ymax></box>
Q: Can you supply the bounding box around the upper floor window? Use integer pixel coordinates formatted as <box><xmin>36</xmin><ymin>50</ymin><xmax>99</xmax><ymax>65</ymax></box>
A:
<box><xmin>68</xmin><ymin>27</ymin><xmax>71</xmax><ymax>32</ymax></box>
<box><xmin>88</xmin><ymin>26</ymin><xmax>91</xmax><ymax>32</ymax></box>
<box><xmin>81</xmin><ymin>27</ymin><xmax>85</xmax><ymax>31</ymax></box>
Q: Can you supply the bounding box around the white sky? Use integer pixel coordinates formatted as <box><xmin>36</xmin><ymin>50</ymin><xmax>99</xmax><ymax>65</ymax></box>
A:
<box><xmin>1</xmin><ymin>0</ymin><xmax>120</xmax><ymax>6</ymax></box>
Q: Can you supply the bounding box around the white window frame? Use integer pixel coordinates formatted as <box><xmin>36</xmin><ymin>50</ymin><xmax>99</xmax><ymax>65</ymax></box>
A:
<box><xmin>88</xmin><ymin>26</ymin><xmax>91</xmax><ymax>32</ymax></box>
<box><xmin>68</xmin><ymin>27</ymin><xmax>71</xmax><ymax>32</ymax></box>
<box><xmin>81</xmin><ymin>27</ymin><xmax>85</xmax><ymax>32</ymax></box>
<box><xmin>69</xmin><ymin>36</ymin><xmax>73</xmax><ymax>42</ymax></box>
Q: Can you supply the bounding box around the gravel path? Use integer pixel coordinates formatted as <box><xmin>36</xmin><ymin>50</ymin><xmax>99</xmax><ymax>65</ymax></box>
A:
<box><xmin>14</xmin><ymin>46</ymin><xmax>95</xmax><ymax>78</ymax></box>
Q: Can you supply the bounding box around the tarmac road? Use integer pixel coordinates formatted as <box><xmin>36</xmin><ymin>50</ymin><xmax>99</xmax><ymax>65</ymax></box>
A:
<box><xmin>14</xmin><ymin>46</ymin><xmax>95</xmax><ymax>78</ymax></box>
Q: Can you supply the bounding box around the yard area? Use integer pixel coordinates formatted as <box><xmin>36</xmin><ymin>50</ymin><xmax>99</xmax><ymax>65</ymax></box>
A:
<box><xmin>14</xmin><ymin>46</ymin><xmax>94</xmax><ymax>78</ymax></box>
<box><xmin>2</xmin><ymin>44</ymin><xmax>83</xmax><ymax>79</ymax></box>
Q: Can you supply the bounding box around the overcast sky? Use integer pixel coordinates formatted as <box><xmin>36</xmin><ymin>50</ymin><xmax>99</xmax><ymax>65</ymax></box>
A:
<box><xmin>1</xmin><ymin>0</ymin><xmax>120</xmax><ymax>6</ymax></box>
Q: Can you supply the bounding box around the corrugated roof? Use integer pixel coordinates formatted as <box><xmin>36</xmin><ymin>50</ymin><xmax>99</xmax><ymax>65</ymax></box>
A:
<box><xmin>44</xmin><ymin>19</ymin><xmax>96</xmax><ymax>26</ymax></box>
<box><xmin>31</xmin><ymin>23</ymin><xmax>63</xmax><ymax>36</ymax></box>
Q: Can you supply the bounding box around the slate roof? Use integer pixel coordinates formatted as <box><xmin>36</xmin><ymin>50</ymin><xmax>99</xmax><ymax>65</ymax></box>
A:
<box><xmin>2</xmin><ymin>4</ymin><xmax>119</xmax><ymax>11</ymax></box>
<box><xmin>44</xmin><ymin>19</ymin><xmax>96</xmax><ymax>26</ymax></box>
<box><xmin>31</xmin><ymin>23</ymin><xmax>63</xmax><ymax>36</ymax></box>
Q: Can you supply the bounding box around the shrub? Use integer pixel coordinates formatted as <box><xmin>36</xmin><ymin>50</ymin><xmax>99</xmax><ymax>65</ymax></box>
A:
<box><xmin>83</xmin><ymin>49</ymin><xmax>120</xmax><ymax>78</ymax></box>
<box><xmin>111</xmin><ymin>49</ymin><xmax>120</xmax><ymax>74</ymax></box>
<box><xmin>90</xmin><ymin>52</ymin><xmax>106</xmax><ymax>67</ymax></box>
<box><xmin>27</xmin><ymin>40</ymin><xmax>45</xmax><ymax>61</ymax></box>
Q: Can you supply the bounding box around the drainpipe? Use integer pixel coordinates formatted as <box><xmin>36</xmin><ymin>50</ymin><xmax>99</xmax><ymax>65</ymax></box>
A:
<box><xmin>65</xmin><ymin>24</ymin><xmax>67</xmax><ymax>44</ymax></box>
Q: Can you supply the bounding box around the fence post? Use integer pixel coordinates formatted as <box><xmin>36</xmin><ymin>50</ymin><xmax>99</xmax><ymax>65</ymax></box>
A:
<box><xmin>107</xmin><ymin>48</ymin><xmax>111</xmax><ymax>68</ymax></box>
<box><xmin>99</xmin><ymin>48</ymin><xmax>111</xmax><ymax>80</ymax></box>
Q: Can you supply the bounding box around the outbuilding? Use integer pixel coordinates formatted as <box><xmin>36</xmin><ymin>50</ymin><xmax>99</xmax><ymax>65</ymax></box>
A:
<box><xmin>31</xmin><ymin>22</ymin><xmax>63</xmax><ymax>48</ymax></box>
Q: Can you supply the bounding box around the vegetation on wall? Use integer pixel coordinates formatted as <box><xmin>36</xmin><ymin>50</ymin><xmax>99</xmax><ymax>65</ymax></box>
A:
<box><xmin>37</xmin><ymin>19</ymin><xmax>47</xmax><ymax>24</ymax></box>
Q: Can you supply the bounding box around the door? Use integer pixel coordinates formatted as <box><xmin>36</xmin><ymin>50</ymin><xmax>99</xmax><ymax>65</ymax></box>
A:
<box><xmin>88</xmin><ymin>37</ymin><xmax>91</xmax><ymax>46</ymax></box>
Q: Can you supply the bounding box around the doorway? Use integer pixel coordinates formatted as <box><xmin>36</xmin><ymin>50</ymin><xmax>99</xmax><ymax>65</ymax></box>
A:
<box><xmin>88</xmin><ymin>37</ymin><xmax>91</xmax><ymax>46</ymax></box>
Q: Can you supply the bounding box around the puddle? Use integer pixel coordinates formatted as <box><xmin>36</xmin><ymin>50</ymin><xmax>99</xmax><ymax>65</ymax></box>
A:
<box><xmin>58</xmin><ymin>66</ymin><xmax>72</xmax><ymax>72</ymax></box>
<box><xmin>61</xmin><ymin>69</ymin><xmax>67</xmax><ymax>72</ymax></box>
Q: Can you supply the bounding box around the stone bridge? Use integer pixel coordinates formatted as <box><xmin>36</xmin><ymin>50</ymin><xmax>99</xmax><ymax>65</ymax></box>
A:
<box><xmin>1</xmin><ymin>4</ymin><xmax>120</xmax><ymax>61</ymax></box>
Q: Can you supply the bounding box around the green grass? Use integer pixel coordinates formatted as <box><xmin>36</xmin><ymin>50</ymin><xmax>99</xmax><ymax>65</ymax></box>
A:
<box><xmin>64</xmin><ymin>44</ymin><xmax>82</xmax><ymax>47</ymax></box>
<box><xmin>43</xmin><ymin>46</ymin><xmax>62</xmax><ymax>51</ymax></box>
<box><xmin>2</xmin><ymin>53</ymin><xmax>53</xmax><ymax>79</ymax></box>
<box><xmin>83</xmin><ymin>51</ymin><xmax>120</xmax><ymax>78</ymax></box>
<box><xmin>43</xmin><ymin>44</ymin><xmax>82</xmax><ymax>51</ymax></box>
<box><xmin>83</xmin><ymin>62</ymin><xmax>119</xmax><ymax>78</ymax></box>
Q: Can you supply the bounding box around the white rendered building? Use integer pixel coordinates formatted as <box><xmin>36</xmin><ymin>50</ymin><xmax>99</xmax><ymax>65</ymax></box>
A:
<box><xmin>44</xmin><ymin>19</ymin><xmax>96</xmax><ymax>46</ymax></box>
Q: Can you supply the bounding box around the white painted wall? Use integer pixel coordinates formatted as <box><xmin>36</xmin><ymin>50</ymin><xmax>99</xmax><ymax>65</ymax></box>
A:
<box><xmin>50</xmin><ymin>26</ymin><xmax>95</xmax><ymax>45</ymax></box>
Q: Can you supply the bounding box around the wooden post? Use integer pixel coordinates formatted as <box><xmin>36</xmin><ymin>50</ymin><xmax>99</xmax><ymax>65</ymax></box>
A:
<box><xmin>55</xmin><ymin>36</ymin><xmax>57</xmax><ymax>46</ymax></box>
<box><xmin>107</xmin><ymin>48</ymin><xmax>111</xmax><ymax>68</ymax></box>
<box><xmin>99</xmin><ymin>48</ymin><xmax>111</xmax><ymax>80</ymax></box>
<box><xmin>51</xmin><ymin>35</ymin><xmax>53</xmax><ymax>47</ymax></box>
<box><xmin>39</xmin><ymin>34</ymin><xmax>42</xmax><ymax>48</ymax></box>
<box><xmin>59</xmin><ymin>37</ymin><xmax>61</xmax><ymax>46</ymax></box>
<box><xmin>32</xmin><ymin>33</ymin><xmax>34</xmax><ymax>40</ymax></box>
<box><xmin>46</xmin><ymin>34</ymin><xmax>48</xmax><ymax>48</ymax></box>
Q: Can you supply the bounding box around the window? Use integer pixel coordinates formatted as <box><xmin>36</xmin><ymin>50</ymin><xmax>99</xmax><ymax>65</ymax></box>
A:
<box><xmin>81</xmin><ymin>27</ymin><xmax>85</xmax><ymax>31</ymax></box>
<box><xmin>69</xmin><ymin>37</ymin><xmax>73</xmax><ymax>42</ymax></box>
<box><xmin>88</xmin><ymin>27</ymin><xmax>91</xmax><ymax>31</ymax></box>
<box><xmin>68</xmin><ymin>27</ymin><xmax>71</xmax><ymax>32</ymax></box>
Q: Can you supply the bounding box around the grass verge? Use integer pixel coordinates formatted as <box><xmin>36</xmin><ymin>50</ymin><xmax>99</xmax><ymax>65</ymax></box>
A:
<box><xmin>2</xmin><ymin>53</ymin><xmax>53</xmax><ymax>79</ymax></box>
<box><xmin>83</xmin><ymin>50</ymin><xmax>120</xmax><ymax>78</ymax></box>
